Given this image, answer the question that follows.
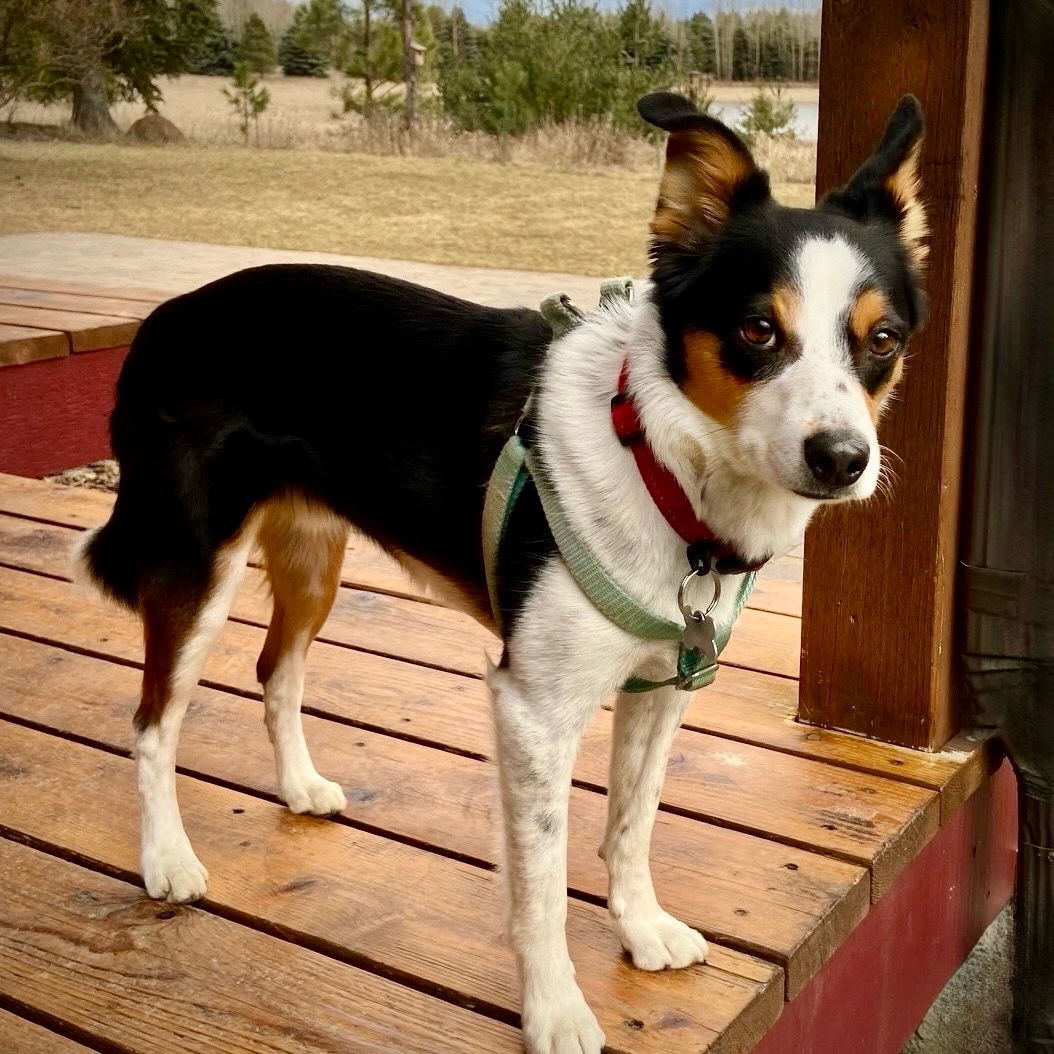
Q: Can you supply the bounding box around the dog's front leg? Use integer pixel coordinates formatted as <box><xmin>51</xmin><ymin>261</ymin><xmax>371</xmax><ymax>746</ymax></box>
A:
<box><xmin>601</xmin><ymin>684</ymin><xmax>709</xmax><ymax>971</ymax></box>
<box><xmin>489</xmin><ymin>659</ymin><xmax>607</xmax><ymax>1054</ymax></box>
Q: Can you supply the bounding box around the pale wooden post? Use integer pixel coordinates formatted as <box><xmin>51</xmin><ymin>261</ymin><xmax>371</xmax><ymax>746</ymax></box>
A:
<box><xmin>798</xmin><ymin>0</ymin><xmax>990</xmax><ymax>750</ymax></box>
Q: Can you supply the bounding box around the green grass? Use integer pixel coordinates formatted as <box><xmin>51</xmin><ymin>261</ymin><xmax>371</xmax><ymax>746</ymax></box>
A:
<box><xmin>0</xmin><ymin>140</ymin><xmax>814</xmax><ymax>276</ymax></box>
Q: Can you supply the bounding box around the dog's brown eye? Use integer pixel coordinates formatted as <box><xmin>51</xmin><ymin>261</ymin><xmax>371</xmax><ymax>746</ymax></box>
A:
<box><xmin>738</xmin><ymin>316</ymin><xmax>777</xmax><ymax>349</ymax></box>
<box><xmin>870</xmin><ymin>327</ymin><xmax>902</xmax><ymax>358</ymax></box>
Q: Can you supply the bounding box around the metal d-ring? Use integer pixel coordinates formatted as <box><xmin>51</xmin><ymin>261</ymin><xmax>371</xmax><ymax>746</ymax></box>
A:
<box><xmin>677</xmin><ymin>567</ymin><xmax>722</xmax><ymax>624</ymax></box>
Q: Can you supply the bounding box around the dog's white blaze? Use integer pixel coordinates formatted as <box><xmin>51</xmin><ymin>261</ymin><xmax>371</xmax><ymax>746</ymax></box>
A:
<box><xmin>737</xmin><ymin>235</ymin><xmax>882</xmax><ymax>498</ymax></box>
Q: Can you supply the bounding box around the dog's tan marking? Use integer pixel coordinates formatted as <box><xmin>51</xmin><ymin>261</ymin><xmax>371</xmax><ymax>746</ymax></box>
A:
<box><xmin>886</xmin><ymin>142</ymin><xmax>928</xmax><ymax>268</ymax></box>
<box><xmin>849</xmin><ymin>288</ymin><xmax>893</xmax><ymax>345</ymax></box>
<box><xmin>652</xmin><ymin>130</ymin><xmax>756</xmax><ymax>247</ymax></box>
<box><xmin>771</xmin><ymin>283</ymin><xmax>801</xmax><ymax>342</ymax></box>
<box><xmin>681</xmin><ymin>329</ymin><xmax>748</xmax><ymax>425</ymax></box>
<box><xmin>866</xmin><ymin>356</ymin><xmax>905</xmax><ymax>424</ymax></box>
<box><xmin>254</xmin><ymin>493</ymin><xmax>349</xmax><ymax>685</ymax></box>
<box><xmin>392</xmin><ymin>553</ymin><xmax>496</xmax><ymax>633</ymax></box>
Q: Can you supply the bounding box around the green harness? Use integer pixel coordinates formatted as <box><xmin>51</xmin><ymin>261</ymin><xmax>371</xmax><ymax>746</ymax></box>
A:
<box><xmin>481</xmin><ymin>280</ymin><xmax>756</xmax><ymax>694</ymax></box>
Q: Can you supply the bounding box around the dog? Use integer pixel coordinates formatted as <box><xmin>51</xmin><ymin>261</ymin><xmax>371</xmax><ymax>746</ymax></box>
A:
<box><xmin>75</xmin><ymin>92</ymin><xmax>926</xmax><ymax>1054</ymax></box>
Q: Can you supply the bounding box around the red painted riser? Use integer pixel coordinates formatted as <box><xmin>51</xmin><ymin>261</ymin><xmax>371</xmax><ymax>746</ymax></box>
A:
<box><xmin>0</xmin><ymin>346</ymin><xmax>127</xmax><ymax>478</ymax></box>
<box><xmin>755</xmin><ymin>758</ymin><xmax>1018</xmax><ymax>1054</ymax></box>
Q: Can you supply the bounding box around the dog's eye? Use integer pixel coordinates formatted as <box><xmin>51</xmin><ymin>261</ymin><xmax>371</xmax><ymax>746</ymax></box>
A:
<box><xmin>738</xmin><ymin>316</ymin><xmax>777</xmax><ymax>349</ymax></box>
<box><xmin>869</xmin><ymin>327</ymin><xmax>902</xmax><ymax>358</ymax></box>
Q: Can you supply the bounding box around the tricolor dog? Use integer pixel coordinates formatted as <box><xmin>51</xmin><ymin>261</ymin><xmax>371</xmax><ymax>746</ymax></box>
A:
<box><xmin>76</xmin><ymin>93</ymin><xmax>927</xmax><ymax>1053</ymax></box>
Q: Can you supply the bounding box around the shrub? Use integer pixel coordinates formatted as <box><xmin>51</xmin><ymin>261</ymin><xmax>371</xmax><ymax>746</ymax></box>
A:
<box><xmin>738</xmin><ymin>84</ymin><xmax>798</xmax><ymax>144</ymax></box>
<box><xmin>240</xmin><ymin>13</ymin><xmax>277</xmax><ymax>75</ymax></box>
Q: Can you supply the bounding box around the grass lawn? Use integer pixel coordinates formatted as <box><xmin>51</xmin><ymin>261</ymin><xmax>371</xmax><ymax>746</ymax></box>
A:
<box><xmin>0</xmin><ymin>140</ymin><xmax>814</xmax><ymax>276</ymax></box>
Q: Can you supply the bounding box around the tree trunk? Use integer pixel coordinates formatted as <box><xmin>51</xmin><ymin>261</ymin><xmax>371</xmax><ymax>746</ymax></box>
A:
<box><xmin>71</xmin><ymin>65</ymin><xmax>117</xmax><ymax>137</ymax></box>
<box><xmin>402</xmin><ymin>0</ymin><xmax>416</xmax><ymax>133</ymax></box>
<box><xmin>362</xmin><ymin>0</ymin><xmax>373</xmax><ymax>118</ymax></box>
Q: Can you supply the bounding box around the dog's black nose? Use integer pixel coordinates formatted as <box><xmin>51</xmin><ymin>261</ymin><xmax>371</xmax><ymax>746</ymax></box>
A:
<box><xmin>803</xmin><ymin>431</ymin><xmax>870</xmax><ymax>488</ymax></box>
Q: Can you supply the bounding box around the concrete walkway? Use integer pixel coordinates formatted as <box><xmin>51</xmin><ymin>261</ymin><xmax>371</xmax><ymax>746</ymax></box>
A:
<box><xmin>0</xmin><ymin>232</ymin><xmax>605</xmax><ymax>310</ymax></box>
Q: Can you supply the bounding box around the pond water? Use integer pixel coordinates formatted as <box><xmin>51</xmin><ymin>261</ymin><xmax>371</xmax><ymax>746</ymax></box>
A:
<box><xmin>711</xmin><ymin>100</ymin><xmax>819</xmax><ymax>142</ymax></box>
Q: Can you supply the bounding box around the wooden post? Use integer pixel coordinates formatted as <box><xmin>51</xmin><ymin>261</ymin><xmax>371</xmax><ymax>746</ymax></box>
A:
<box><xmin>798</xmin><ymin>0</ymin><xmax>989</xmax><ymax>750</ymax></box>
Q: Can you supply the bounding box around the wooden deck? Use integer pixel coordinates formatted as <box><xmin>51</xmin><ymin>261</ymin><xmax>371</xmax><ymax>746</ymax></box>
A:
<box><xmin>0</xmin><ymin>470</ymin><xmax>1007</xmax><ymax>1053</ymax></box>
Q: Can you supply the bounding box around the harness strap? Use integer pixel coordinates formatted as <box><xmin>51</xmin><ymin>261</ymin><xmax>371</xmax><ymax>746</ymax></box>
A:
<box><xmin>482</xmin><ymin>277</ymin><xmax>758</xmax><ymax>693</ymax></box>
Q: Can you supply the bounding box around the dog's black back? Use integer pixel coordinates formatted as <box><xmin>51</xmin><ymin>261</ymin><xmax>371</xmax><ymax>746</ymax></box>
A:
<box><xmin>89</xmin><ymin>264</ymin><xmax>550</xmax><ymax>611</ymax></box>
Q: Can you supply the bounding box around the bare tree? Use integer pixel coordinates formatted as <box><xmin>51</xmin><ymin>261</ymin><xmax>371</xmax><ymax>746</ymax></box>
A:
<box><xmin>401</xmin><ymin>0</ymin><xmax>415</xmax><ymax>131</ymax></box>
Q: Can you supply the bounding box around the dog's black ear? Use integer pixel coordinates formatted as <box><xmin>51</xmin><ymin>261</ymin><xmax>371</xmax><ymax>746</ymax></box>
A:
<box><xmin>821</xmin><ymin>95</ymin><xmax>928</xmax><ymax>269</ymax></box>
<box><xmin>637</xmin><ymin>92</ymin><xmax>770</xmax><ymax>252</ymax></box>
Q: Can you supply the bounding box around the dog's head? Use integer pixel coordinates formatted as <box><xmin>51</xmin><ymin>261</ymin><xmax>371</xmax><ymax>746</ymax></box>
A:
<box><xmin>639</xmin><ymin>92</ymin><xmax>927</xmax><ymax>503</ymax></box>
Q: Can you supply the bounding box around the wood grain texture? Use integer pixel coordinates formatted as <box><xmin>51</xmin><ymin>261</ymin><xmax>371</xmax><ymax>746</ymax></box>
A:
<box><xmin>0</xmin><ymin>837</ymin><xmax>523</xmax><ymax>1053</ymax></box>
<box><xmin>0</xmin><ymin>274</ymin><xmax>174</xmax><ymax>302</ymax></box>
<box><xmin>0</xmin><ymin>287</ymin><xmax>160</xmax><ymax>321</ymax></box>
<box><xmin>0</xmin><ymin>325</ymin><xmax>68</xmax><ymax>366</ymax></box>
<box><xmin>0</xmin><ymin>506</ymin><xmax>800</xmax><ymax>681</ymax></box>
<box><xmin>799</xmin><ymin>0</ymin><xmax>990</xmax><ymax>749</ymax></box>
<box><xmin>0</xmin><ymin>719</ymin><xmax>784</xmax><ymax>1054</ymax></box>
<box><xmin>0</xmin><ymin>480</ymin><xmax>992</xmax><ymax>814</ymax></box>
<box><xmin>0</xmin><ymin>631</ymin><xmax>866</xmax><ymax>997</ymax></box>
<box><xmin>0</xmin><ymin>305</ymin><xmax>138</xmax><ymax>353</ymax></box>
<box><xmin>0</xmin><ymin>472</ymin><xmax>799</xmax><ymax>622</ymax></box>
<box><xmin>0</xmin><ymin>1009</ymin><xmax>93</xmax><ymax>1053</ymax></box>
<box><xmin>0</xmin><ymin>562</ymin><xmax>935</xmax><ymax>897</ymax></box>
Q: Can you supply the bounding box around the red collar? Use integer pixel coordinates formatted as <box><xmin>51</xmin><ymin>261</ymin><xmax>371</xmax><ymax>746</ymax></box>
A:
<box><xmin>610</xmin><ymin>364</ymin><xmax>766</xmax><ymax>574</ymax></box>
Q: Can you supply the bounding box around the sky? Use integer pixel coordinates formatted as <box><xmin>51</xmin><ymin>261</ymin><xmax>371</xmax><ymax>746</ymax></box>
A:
<box><xmin>451</xmin><ymin>0</ymin><xmax>820</xmax><ymax>27</ymax></box>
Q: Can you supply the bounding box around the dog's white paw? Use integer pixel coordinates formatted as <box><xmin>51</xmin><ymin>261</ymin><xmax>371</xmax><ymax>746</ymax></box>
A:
<box><xmin>616</xmin><ymin>909</ymin><xmax>709</xmax><ymax>971</ymax></box>
<box><xmin>142</xmin><ymin>843</ymin><xmax>208</xmax><ymax>904</ymax></box>
<box><xmin>282</xmin><ymin>775</ymin><xmax>347</xmax><ymax>816</ymax></box>
<box><xmin>522</xmin><ymin>986</ymin><xmax>605</xmax><ymax>1054</ymax></box>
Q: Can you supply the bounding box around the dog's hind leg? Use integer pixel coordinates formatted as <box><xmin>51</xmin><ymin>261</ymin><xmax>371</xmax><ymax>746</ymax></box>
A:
<box><xmin>601</xmin><ymin>684</ymin><xmax>709</xmax><ymax>970</ymax></box>
<box><xmin>136</xmin><ymin>530</ymin><xmax>254</xmax><ymax>903</ymax></box>
<box><xmin>255</xmin><ymin>494</ymin><xmax>348</xmax><ymax>816</ymax></box>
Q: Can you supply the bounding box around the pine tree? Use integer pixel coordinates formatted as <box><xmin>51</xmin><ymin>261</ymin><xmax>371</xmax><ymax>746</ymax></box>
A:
<box><xmin>279</xmin><ymin>9</ymin><xmax>329</xmax><ymax>77</ymax></box>
<box><xmin>189</xmin><ymin>21</ymin><xmax>238</xmax><ymax>76</ymax></box>
<box><xmin>240</xmin><ymin>13</ymin><xmax>277</xmax><ymax>75</ymax></box>
<box><xmin>223</xmin><ymin>59</ymin><xmax>270</xmax><ymax>143</ymax></box>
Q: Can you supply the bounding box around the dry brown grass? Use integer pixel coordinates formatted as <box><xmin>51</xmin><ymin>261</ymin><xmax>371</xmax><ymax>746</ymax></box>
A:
<box><xmin>0</xmin><ymin>139</ymin><xmax>814</xmax><ymax>275</ymax></box>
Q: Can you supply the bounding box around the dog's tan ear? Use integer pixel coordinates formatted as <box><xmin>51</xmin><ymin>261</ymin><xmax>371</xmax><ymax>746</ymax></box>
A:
<box><xmin>822</xmin><ymin>95</ymin><xmax>928</xmax><ymax>269</ymax></box>
<box><xmin>638</xmin><ymin>92</ymin><xmax>770</xmax><ymax>251</ymax></box>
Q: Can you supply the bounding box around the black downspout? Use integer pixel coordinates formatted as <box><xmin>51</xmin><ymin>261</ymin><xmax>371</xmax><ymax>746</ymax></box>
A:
<box><xmin>959</xmin><ymin>0</ymin><xmax>1054</xmax><ymax>1049</ymax></box>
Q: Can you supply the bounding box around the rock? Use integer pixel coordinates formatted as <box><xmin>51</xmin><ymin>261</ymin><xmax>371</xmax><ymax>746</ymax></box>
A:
<box><xmin>128</xmin><ymin>113</ymin><xmax>186</xmax><ymax>145</ymax></box>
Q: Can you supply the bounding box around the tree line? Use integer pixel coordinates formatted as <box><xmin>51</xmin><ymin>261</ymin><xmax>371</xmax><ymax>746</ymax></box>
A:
<box><xmin>0</xmin><ymin>0</ymin><xmax>818</xmax><ymax>137</ymax></box>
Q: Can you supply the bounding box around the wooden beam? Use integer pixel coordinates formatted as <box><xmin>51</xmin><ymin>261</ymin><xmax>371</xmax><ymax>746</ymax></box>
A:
<box><xmin>799</xmin><ymin>0</ymin><xmax>990</xmax><ymax>749</ymax></box>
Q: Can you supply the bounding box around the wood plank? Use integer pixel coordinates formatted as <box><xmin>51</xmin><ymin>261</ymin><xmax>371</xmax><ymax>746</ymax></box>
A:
<box><xmin>0</xmin><ymin>287</ymin><xmax>160</xmax><ymax>321</ymax></box>
<box><xmin>0</xmin><ymin>510</ymin><xmax>800</xmax><ymax>682</ymax></box>
<box><xmin>0</xmin><ymin>481</ymin><xmax>989</xmax><ymax>814</ymax></box>
<box><xmin>0</xmin><ymin>274</ymin><xmax>175</xmax><ymax>302</ymax></box>
<box><xmin>0</xmin><ymin>837</ymin><xmax>522</xmax><ymax>1053</ymax></box>
<box><xmin>0</xmin><ymin>719</ymin><xmax>784</xmax><ymax>1053</ymax></box>
<box><xmin>0</xmin><ymin>633</ymin><xmax>868</xmax><ymax>997</ymax></box>
<box><xmin>0</xmin><ymin>306</ymin><xmax>138</xmax><ymax>353</ymax></box>
<box><xmin>0</xmin><ymin>472</ymin><xmax>799</xmax><ymax>621</ymax></box>
<box><xmin>753</xmin><ymin>761</ymin><xmax>1017</xmax><ymax>1054</ymax></box>
<box><xmin>0</xmin><ymin>496</ymin><xmax>800</xmax><ymax>681</ymax></box>
<box><xmin>679</xmin><ymin>664</ymin><xmax>996</xmax><ymax>823</ymax></box>
<box><xmin>0</xmin><ymin>324</ymin><xmax>68</xmax><ymax>366</ymax></box>
<box><xmin>800</xmin><ymin>0</ymin><xmax>990</xmax><ymax>749</ymax></box>
<box><xmin>0</xmin><ymin>565</ymin><xmax>937</xmax><ymax>894</ymax></box>
<box><xmin>0</xmin><ymin>1010</ymin><xmax>93</xmax><ymax>1053</ymax></box>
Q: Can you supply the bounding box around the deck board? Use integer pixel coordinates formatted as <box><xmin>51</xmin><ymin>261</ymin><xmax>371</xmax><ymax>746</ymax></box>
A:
<box><xmin>0</xmin><ymin>839</ymin><xmax>524</xmax><ymax>1053</ymax></box>
<box><xmin>0</xmin><ymin>633</ymin><xmax>867</xmax><ymax>998</ymax></box>
<box><xmin>0</xmin><ymin>472</ymin><xmax>989</xmax><ymax>1051</ymax></box>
